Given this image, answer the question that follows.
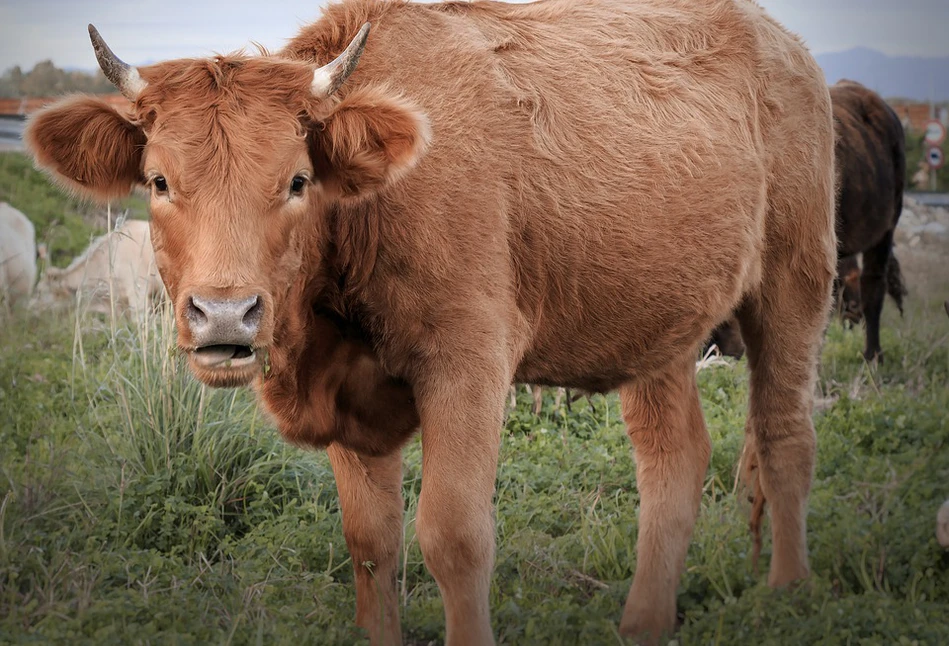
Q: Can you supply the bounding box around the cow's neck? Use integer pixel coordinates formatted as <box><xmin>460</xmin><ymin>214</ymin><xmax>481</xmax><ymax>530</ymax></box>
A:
<box><xmin>253</xmin><ymin>208</ymin><xmax>418</xmax><ymax>456</ymax></box>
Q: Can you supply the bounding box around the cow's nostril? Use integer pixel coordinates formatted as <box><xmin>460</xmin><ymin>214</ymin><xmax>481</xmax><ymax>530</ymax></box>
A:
<box><xmin>242</xmin><ymin>295</ymin><xmax>262</xmax><ymax>328</ymax></box>
<box><xmin>187</xmin><ymin>296</ymin><xmax>208</xmax><ymax>325</ymax></box>
<box><xmin>186</xmin><ymin>294</ymin><xmax>263</xmax><ymax>349</ymax></box>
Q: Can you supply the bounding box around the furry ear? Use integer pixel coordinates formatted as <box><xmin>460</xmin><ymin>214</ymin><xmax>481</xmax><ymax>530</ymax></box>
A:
<box><xmin>25</xmin><ymin>95</ymin><xmax>145</xmax><ymax>202</ymax></box>
<box><xmin>312</xmin><ymin>87</ymin><xmax>430</xmax><ymax>200</ymax></box>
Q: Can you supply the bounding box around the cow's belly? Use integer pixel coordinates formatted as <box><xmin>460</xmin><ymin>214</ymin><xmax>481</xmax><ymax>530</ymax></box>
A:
<box><xmin>511</xmin><ymin>180</ymin><xmax>765</xmax><ymax>391</ymax></box>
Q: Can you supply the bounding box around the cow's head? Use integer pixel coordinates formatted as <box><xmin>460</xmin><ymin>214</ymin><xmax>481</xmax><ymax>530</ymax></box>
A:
<box><xmin>26</xmin><ymin>25</ymin><xmax>429</xmax><ymax>387</ymax></box>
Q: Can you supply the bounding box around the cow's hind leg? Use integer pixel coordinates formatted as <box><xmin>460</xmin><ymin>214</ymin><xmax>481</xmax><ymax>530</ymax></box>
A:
<box><xmin>859</xmin><ymin>230</ymin><xmax>895</xmax><ymax>361</ymax></box>
<box><xmin>736</xmin><ymin>255</ymin><xmax>830</xmax><ymax>586</ymax></box>
<box><xmin>327</xmin><ymin>444</ymin><xmax>404</xmax><ymax>645</ymax></box>
<box><xmin>619</xmin><ymin>356</ymin><xmax>711</xmax><ymax>645</ymax></box>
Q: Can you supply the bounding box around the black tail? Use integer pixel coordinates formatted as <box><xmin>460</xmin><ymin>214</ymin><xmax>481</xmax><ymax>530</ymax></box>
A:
<box><xmin>885</xmin><ymin>252</ymin><xmax>907</xmax><ymax>316</ymax></box>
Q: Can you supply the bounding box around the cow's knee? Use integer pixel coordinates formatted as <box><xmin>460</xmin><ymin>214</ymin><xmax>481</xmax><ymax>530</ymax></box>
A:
<box><xmin>416</xmin><ymin>492</ymin><xmax>494</xmax><ymax>586</ymax></box>
<box><xmin>416</xmin><ymin>489</ymin><xmax>495</xmax><ymax>645</ymax></box>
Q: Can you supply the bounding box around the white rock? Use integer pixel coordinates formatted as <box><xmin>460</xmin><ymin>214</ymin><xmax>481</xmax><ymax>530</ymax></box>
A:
<box><xmin>937</xmin><ymin>500</ymin><xmax>949</xmax><ymax>548</ymax></box>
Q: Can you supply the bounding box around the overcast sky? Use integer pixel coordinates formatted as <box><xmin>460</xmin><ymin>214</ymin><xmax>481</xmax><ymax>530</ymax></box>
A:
<box><xmin>0</xmin><ymin>0</ymin><xmax>947</xmax><ymax>72</ymax></box>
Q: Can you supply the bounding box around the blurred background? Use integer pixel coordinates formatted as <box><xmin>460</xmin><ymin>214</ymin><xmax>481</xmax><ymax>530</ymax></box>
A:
<box><xmin>0</xmin><ymin>4</ymin><xmax>947</xmax><ymax>644</ymax></box>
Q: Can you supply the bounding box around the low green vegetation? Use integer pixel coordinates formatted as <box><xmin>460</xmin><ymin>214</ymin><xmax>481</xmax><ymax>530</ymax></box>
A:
<box><xmin>0</xmin><ymin>151</ymin><xmax>147</xmax><ymax>268</ymax></box>
<box><xmin>1</xmin><ymin>173</ymin><xmax>947</xmax><ymax>644</ymax></box>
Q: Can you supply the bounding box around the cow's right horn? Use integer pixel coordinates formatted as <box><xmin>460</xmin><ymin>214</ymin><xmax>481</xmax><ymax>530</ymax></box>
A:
<box><xmin>311</xmin><ymin>22</ymin><xmax>370</xmax><ymax>98</ymax></box>
<box><xmin>88</xmin><ymin>24</ymin><xmax>146</xmax><ymax>101</ymax></box>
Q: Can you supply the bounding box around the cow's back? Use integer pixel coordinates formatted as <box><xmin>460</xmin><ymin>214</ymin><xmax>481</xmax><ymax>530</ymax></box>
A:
<box><xmin>0</xmin><ymin>202</ymin><xmax>37</xmax><ymax>307</ymax></box>
<box><xmin>285</xmin><ymin>0</ymin><xmax>832</xmax><ymax>389</ymax></box>
<box><xmin>831</xmin><ymin>80</ymin><xmax>906</xmax><ymax>256</ymax></box>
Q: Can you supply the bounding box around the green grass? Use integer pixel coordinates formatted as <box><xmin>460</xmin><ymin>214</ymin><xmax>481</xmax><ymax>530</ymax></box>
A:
<box><xmin>2</xmin><ymin>297</ymin><xmax>946</xmax><ymax>645</ymax></box>
<box><xmin>1</xmin><ymin>171</ymin><xmax>948</xmax><ymax>643</ymax></box>
<box><xmin>0</xmin><ymin>151</ymin><xmax>148</xmax><ymax>268</ymax></box>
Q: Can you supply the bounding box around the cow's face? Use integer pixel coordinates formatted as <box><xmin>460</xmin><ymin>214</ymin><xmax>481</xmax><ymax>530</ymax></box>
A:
<box><xmin>25</xmin><ymin>25</ymin><xmax>428</xmax><ymax>388</ymax></box>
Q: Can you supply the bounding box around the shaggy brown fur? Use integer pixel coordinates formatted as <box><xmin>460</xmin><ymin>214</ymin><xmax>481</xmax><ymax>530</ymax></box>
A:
<box><xmin>831</xmin><ymin>80</ymin><xmax>907</xmax><ymax>360</ymax></box>
<box><xmin>25</xmin><ymin>1</ymin><xmax>836</xmax><ymax>644</ymax></box>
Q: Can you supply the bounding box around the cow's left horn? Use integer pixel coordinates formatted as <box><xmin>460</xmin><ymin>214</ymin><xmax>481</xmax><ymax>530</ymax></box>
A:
<box><xmin>88</xmin><ymin>24</ymin><xmax>146</xmax><ymax>101</ymax></box>
<box><xmin>311</xmin><ymin>22</ymin><xmax>370</xmax><ymax>98</ymax></box>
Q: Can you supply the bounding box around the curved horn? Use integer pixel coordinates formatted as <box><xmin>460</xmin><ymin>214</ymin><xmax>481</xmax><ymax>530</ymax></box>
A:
<box><xmin>88</xmin><ymin>24</ymin><xmax>146</xmax><ymax>101</ymax></box>
<box><xmin>311</xmin><ymin>22</ymin><xmax>370</xmax><ymax>98</ymax></box>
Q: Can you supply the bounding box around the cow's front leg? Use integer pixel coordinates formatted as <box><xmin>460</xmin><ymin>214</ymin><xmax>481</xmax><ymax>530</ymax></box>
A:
<box><xmin>414</xmin><ymin>372</ymin><xmax>506</xmax><ymax>646</ymax></box>
<box><xmin>327</xmin><ymin>443</ymin><xmax>404</xmax><ymax>646</ymax></box>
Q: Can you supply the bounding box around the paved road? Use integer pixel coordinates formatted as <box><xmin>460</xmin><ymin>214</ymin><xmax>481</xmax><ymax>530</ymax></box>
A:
<box><xmin>0</xmin><ymin>116</ymin><xmax>25</xmax><ymax>151</ymax></box>
<box><xmin>908</xmin><ymin>192</ymin><xmax>949</xmax><ymax>208</ymax></box>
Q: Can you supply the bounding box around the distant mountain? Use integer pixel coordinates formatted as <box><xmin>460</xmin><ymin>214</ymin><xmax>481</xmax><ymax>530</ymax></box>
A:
<box><xmin>816</xmin><ymin>48</ymin><xmax>949</xmax><ymax>101</ymax></box>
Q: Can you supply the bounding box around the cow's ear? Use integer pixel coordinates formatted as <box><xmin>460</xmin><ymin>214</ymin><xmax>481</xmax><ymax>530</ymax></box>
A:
<box><xmin>312</xmin><ymin>88</ymin><xmax>430</xmax><ymax>200</ymax></box>
<box><xmin>25</xmin><ymin>96</ymin><xmax>145</xmax><ymax>202</ymax></box>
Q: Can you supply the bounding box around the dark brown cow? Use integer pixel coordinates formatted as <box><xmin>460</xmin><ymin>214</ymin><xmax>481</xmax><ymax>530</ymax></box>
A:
<box><xmin>705</xmin><ymin>314</ymin><xmax>745</xmax><ymax>360</ymax></box>
<box><xmin>833</xmin><ymin>253</ymin><xmax>908</xmax><ymax>328</ymax></box>
<box><xmin>710</xmin><ymin>81</ymin><xmax>908</xmax><ymax>360</ymax></box>
<box><xmin>24</xmin><ymin>1</ymin><xmax>836</xmax><ymax>643</ymax></box>
<box><xmin>835</xmin><ymin>254</ymin><xmax>863</xmax><ymax>326</ymax></box>
<box><xmin>831</xmin><ymin>80</ymin><xmax>907</xmax><ymax>360</ymax></box>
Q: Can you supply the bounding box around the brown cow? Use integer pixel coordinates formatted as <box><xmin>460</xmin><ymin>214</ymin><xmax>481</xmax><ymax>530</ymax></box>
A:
<box><xmin>831</xmin><ymin>80</ymin><xmax>907</xmax><ymax>360</ymax></box>
<box><xmin>24</xmin><ymin>1</ymin><xmax>836</xmax><ymax>644</ymax></box>
<box><xmin>708</xmin><ymin>253</ymin><xmax>862</xmax><ymax>359</ymax></box>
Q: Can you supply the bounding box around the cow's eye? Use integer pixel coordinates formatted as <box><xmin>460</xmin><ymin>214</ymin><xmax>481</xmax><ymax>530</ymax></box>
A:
<box><xmin>153</xmin><ymin>176</ymin><xmax>168</xmax><ymax>194</ymax></box>
<box><xmin>289</xmin><ymin>175</ymin><xmax>308</xmax><ymax>197</ymax></box>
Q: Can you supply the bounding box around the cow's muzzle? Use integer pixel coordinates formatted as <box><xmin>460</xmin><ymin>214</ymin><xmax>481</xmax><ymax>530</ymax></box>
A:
<box><xmin>186</xmin><ymin>294</ymin><xmax>262</xmax><ymax>371</ymax></box>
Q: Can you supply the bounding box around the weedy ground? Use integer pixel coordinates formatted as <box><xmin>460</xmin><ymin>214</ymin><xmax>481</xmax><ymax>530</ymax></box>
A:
<box><xmin>0</xmin><ymin>152</ymin><xmax>148</xmax><ymax>269</ymax></box>
<box><xmin>1</xmin><ymin>151</ymin><xmax>947</xmax><ymax>644</ymax></box>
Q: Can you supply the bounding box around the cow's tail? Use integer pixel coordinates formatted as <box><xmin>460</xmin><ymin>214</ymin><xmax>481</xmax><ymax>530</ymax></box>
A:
<box><xmin>886</xmin><ymin>252</ymin><xmax>907</xmax><ymax>316</ymax></box>
<box><xmin>886</xmin><ymin>103</ymin><xmax>907</xmax><ymax>317</ymax></box>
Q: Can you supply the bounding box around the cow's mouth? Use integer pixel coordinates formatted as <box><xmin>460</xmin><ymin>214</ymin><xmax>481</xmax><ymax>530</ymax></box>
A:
<box><xmin>191</xmin><ymin>344</ymin><xmax>257</xmax><ymax>369</ymax></box>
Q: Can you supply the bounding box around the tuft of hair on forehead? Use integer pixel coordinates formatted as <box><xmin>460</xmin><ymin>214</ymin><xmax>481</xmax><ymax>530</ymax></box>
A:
<box><xmin>136</xmin><ymin>55</ymin><xmax>320</xmax><ymax>116</ymax></box>
<box><xmin>133</xmin><ymin>55</ymin><xmax>325</xmax><ymax>198</ymax></box>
